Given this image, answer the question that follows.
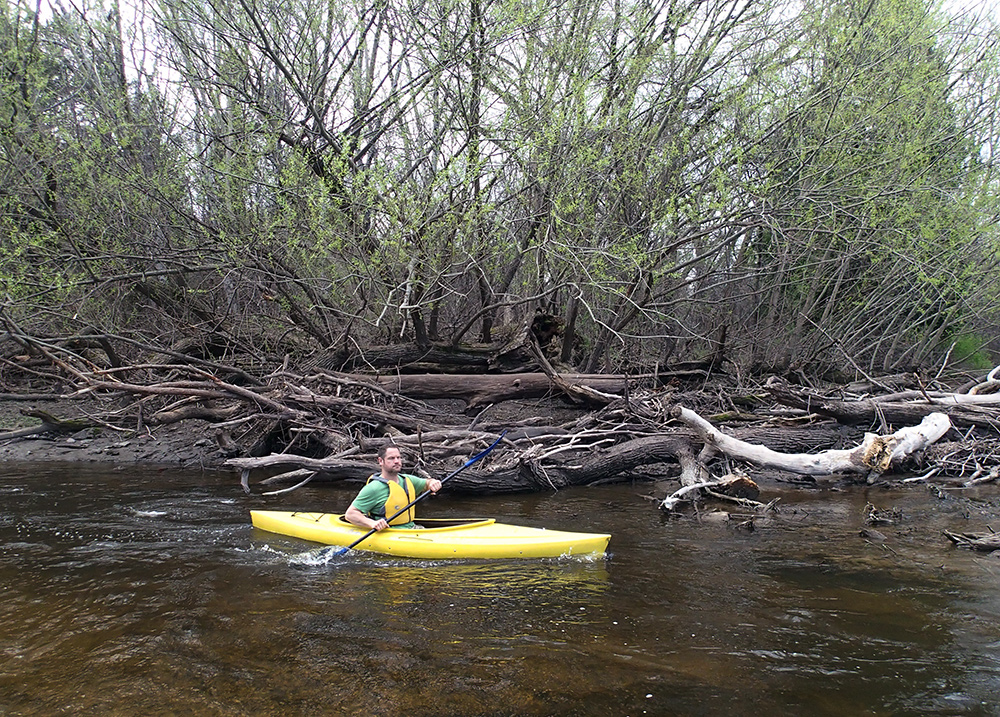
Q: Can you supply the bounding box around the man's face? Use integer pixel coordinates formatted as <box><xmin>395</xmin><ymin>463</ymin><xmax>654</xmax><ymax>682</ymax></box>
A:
<box><xmin>379</xmin><ymin>447</ymin><xmax>402</xmax><ymax>475</ymax></box>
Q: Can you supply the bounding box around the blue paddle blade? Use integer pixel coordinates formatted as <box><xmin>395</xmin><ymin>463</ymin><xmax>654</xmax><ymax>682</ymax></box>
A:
<box><xmin>313</xmin><ymin>545</ymin><xmax>348</xmax><ymax>560</ymax></box>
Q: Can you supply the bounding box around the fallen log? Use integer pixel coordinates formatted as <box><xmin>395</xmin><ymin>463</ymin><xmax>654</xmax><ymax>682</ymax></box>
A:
<box><xmin>670</xmin><ymin>405</ymin><xmax>952</xmax><ymax>479</ymax></box>
<box><xmin>318</xmin><ymin>342</ymin><xmax>518</xmax><ymax>373</ymax></box>
<box><xmin>661</xmin><ymin>480</ymin><xmax>723</xmax><ymax>510</ymax></box>
<box><xmin>369</xmin><ymin>372</ymin><xmax>645</xmax><ymax>409</ymax></box>
<box><xmin>526</xmin><ymin>335</ymin><xmax>621</xmax><ymax>407</ymax></box>
<box><xmin>225</xmin><ymin>418</ymin><xmax>856</xmax><ymax>495</ymax></box>
<box><xmin>226</xmin><ymin>455</ymin><xmax>376</xmax><ymax>482</ymax></box>
<box><xmin>147</xmin><ymin>400</ymin><xmax>241</xmax><ymax>425</ymax></box>
<box><xmin>766</xmin><ymin>376</ymin><xmax>1000</xmax><ymax>428</ymax></box>
<box><xmin>0</xmin><ymin>409</ymin><xmax>97</xmax><ymax>440</ymax></box>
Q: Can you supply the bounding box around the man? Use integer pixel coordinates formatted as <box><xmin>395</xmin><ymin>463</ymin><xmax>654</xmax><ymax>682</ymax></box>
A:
<box><xmin>345</xmin><ymin>444</ymin><xmax>442</xmax><ymax>531</ymax></box>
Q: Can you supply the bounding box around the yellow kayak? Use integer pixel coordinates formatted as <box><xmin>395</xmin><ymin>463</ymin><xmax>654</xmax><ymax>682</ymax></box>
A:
<box><xmin>250</xmin><ymin>510</ymin><xmax>611</xmax><ymax>559</ymax></box>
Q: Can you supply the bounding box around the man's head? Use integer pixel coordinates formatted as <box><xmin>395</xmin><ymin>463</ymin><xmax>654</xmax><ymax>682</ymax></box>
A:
<box><xmin>377</xmin><ymin>444</ymin><xmax>403</xmax><ymax>477</ymax></box>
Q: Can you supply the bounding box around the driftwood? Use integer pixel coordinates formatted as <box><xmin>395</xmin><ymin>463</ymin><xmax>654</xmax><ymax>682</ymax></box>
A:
<box><xmin>766</xmin><ymin>376</ymin><xmax>1000</xmax><ymax>429</ymax></box>
<box><xmin>671</xmin><ymin>406</ymin><xmax>952</xmax><ymax>480</ymax></box>
<box><xmin>0</xmin><ymin>409</ymin><xmax>97</xmax><ymax>440</ymax></box>
<box><xmin>660</xmin><ymin>471</ymin><xmax>762</xmax><ymax>511</ymax></box>
<box><xmin>147</xmin><ymin>400</ymin><xmax>241</xmax><ymax>425</ymax></box>
<box><xmin>657</xmin><ymin>408</ymin><xmax>952</xmax><ymax>511</ymax></box>
<box><xmin>3</xmin><ymin>327</ymin><xmax>999</xmax><ymax>505</ymax></box>
<box><xmin>364</xmin><ymin>372</ymin><xmax>647</xmax><ymax>408</ymax></box>
<box><xmin>223</xmin><ymin>420</ymin><xmax>853</xmax><ymax>493</ymax></box>
<box><xmin>943</xmin><ymin>530</ymin><xmax>1000</xmax><ymax>552</ymax></box>
<box><xmin>1</xmin><ymin>363</ymin><xmax>976</xmax><ymax>497</ymax></box>
<box><xmin>222</xmin><ymin>405</ymin><xmax>952</xmax><ymax>496</ymax></box>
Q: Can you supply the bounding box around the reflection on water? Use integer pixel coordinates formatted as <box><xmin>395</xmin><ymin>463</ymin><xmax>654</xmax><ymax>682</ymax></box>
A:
<box><xmin>2</xmin><ymin>463</ymin><xmax>1000</xmax><ymax>715</ymax></box>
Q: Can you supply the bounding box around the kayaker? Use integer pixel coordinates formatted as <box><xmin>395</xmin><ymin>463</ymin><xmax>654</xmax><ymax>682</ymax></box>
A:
<box><xmin>344</xmin><ymin>444</ymin><xmax>442</xmax><ymax>531</ymax></box>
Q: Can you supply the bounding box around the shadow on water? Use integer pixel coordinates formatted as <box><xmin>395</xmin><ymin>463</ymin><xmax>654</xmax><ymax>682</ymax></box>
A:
<box><xmin>2</xmin><ymin>462</ymin><xmax>1000</xmax><ymax>715</ymax></box>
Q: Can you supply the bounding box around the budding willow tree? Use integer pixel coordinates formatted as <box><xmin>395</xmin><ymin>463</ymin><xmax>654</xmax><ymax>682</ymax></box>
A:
<box><xmin>0</xmin><ymin>1</ymin><xmax>193</xmax><ymax>336</ymax></box>
<box><xmin>726</xmin><ymin>0</ymin><xmax>1000</xmax><ymax>375</ymax></box>
<box><xmin>0</xmin><ymin>0</ymin><xmax>996</xmax><ymax>376</ymax></box>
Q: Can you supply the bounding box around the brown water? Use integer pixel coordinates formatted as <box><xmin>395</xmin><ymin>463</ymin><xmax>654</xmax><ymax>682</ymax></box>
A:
<box><xmin>2</xmin><ymin>463</ymin><xmax>1000</xmax><ymax>716</ymax></box>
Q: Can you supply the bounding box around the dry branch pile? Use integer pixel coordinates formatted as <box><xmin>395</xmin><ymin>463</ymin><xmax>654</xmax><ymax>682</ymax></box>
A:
<box><xmin>2</xmin><ymin>328</ymin><xmax>999</xmax><ymax>511</ymax></box>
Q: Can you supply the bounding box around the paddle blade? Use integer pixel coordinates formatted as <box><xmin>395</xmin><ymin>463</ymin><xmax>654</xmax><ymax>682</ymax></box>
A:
<box><xmin>314</xmin><ymin>545</ymin><xmax>348</xmax><ymax>560</ymax></box>
<box><xmin>459</xmin><ymin>431</ymin><xmax>507</xmax><ymax>469</ymax></box>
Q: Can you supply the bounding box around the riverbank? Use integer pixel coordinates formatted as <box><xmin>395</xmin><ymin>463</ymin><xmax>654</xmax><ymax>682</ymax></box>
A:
<box><xmin>0</xmin><ymin>396</ymin><xmax>225</xmax><ymax>469</ymax></box>
<box><xmin>0</xmin><ymin>391</ymin><xmax>577</xmax><ymax>472</ymax></box>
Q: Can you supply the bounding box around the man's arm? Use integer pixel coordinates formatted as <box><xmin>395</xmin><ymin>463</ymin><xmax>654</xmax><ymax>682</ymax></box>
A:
<box><xmin>345</xmin><ymin>482</ymin><xmax>389</xmax><ymax>531</ymax></box>
<box><xmin>345</xmin><ymin>505</ymin><xmax>388</xmax><ymax>531</ymax></box>
<box><xmin>408</xmin><ymin>475</ymin><xmax>442</xmax><ymax>495</ymax></box>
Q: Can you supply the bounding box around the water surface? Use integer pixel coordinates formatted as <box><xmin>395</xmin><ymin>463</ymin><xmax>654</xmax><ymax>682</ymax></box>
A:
<box><xmin>2</xmin><ymin>464</ymin><xmax>999</xmax><ymax>715</ymax></box>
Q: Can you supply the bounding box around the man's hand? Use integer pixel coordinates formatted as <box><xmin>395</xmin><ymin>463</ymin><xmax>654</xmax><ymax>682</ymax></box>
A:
<box><xmin>427</xmin><ymin>479</ymin><xmax>443</xmax><ymax>494</ymax></box>
<box><xmin>371</xmin><ymin>518</ymin><xmax>389</xmax><ymax>531</ymax></box>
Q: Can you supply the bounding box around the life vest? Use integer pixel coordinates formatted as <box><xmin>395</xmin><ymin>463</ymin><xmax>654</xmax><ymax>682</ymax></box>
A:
<box><xmin>368</xmin><ymin>474</ymin><xmax>417</xmax><ymax>525</ymax></box>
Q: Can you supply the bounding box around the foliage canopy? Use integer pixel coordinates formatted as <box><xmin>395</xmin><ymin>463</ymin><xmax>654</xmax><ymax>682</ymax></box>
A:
<box><xmin>1</xmin><ymin>0</ymin><xmax>997</xmax><ymax>378</ymax></box>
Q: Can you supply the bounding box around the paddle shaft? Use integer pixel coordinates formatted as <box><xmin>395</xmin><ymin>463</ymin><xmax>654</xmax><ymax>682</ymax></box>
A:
<box><xmin>326</xmin><ymin>432</ymin><xmax>506</xmax><ymax>557</ymax></box>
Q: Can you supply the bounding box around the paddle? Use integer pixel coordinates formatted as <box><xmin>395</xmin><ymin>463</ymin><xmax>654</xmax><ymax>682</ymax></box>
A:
<box><xmin>320</xmin><ymin>431</ymin><xmax>506</xmax><ymax>559</ymax></box>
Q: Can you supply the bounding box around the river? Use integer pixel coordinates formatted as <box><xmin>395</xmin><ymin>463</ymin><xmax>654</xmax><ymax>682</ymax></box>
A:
<box><xmin>2</xmin><ymin>462</ymin><xmax>999</xmax><ymax>716</ymax></box>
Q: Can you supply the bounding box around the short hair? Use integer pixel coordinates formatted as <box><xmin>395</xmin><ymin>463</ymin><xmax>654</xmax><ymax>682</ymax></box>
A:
<box><xmin>378</xmin><ymin>443</ymin><xmax>402</xmax><ymax>460</ymax></box>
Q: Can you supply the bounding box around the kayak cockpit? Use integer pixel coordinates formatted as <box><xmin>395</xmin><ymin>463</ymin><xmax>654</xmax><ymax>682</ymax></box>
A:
<box><xmin>328</xmin><ymin>514</ymin><xmax>496</xmax><ymax>531</ymax></box>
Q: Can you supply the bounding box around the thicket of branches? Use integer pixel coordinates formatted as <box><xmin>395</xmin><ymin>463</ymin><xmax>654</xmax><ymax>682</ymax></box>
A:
<box><xmin>2</xmin><ymin>0</ymin><xmax>999</xmax><ymax>382</ymax></box>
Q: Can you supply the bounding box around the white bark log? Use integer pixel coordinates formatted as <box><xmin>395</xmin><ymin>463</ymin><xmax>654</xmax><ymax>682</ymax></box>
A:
<box><xmin>670</xmin><ymin>406</ymin><xmax>951</xmax><ymax>476</ymax></box>
<box><xmin>844</xmin><ymin>390</ymin><xmax>1000</xmax><ymax>405</ymax></box>
<box><xmin>660</xmin><ymin>481</ymin><xmax>724</xmax><ymax>510</ymax></box>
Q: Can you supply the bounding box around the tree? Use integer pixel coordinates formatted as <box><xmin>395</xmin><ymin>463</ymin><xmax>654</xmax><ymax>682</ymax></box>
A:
<box><xmin>1</xmin><ymin>0</ymin><xmax>996</xmax><ymax>381</ymax></box>
<box><xmin>726</xmin><ymin>0</ymin><xmax>1000</xmax><ymax>376</ymax></box>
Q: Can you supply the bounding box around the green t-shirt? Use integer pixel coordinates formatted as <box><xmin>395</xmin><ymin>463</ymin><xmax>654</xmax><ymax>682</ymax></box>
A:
<box><xmin>350</xmin><ymin>474</ymin><xmax>429</xmax><ymax>529</ymax></box>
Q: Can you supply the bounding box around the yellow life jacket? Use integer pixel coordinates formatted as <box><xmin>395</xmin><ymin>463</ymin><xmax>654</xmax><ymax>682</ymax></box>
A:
<box><xmin>368</xmin><ymin>474</ymin><xmax>417</xmax><ymax>526</ymax></box>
